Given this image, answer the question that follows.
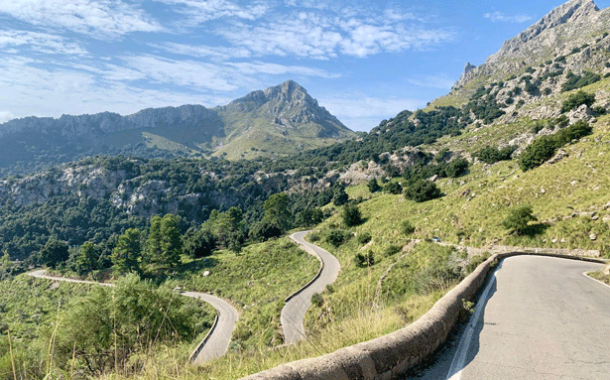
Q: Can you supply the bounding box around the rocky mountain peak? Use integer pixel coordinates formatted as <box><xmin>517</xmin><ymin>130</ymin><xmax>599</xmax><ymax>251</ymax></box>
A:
<box><xmin>452</xmin><ymin>0</ymin><xmax>608</xmax><ymax>91</ymax></box>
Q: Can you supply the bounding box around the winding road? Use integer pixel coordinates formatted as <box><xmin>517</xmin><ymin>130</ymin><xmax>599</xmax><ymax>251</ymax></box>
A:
<box><xmin>281</xmin><ymin>230</ymin><xmax>341</xmax><ymax>345</ymax></box>
<box><xmin>28</xmin><ymin>269</ymin><xmax>238</xmax><ymax>364</ymax></box>
<box><xmin>401</xmin><ymin>256</ymin><xmax>610</xmax><ymax>380</ymax></box>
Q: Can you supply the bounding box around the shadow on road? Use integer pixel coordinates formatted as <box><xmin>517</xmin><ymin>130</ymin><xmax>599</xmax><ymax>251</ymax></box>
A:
<box><xmin>399</xmin><ymin>272</ymin><xmax>498</xmax><ymax>379</ymax></box>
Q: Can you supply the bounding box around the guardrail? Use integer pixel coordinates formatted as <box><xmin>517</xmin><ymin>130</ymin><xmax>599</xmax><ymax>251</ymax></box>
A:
<box><xmin>241</xmin><ymin>251</ymin><xmax>607</xmax><ymax>380</ymax></box>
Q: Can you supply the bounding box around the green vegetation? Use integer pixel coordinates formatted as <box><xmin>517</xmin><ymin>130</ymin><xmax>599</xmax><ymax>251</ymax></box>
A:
<box><xmin>384</xmin><ymin>181</ymin><xmax>403</xmax><ymax>195</ymax></box>
<box><xmin>502</xmin><ymin>206</ymin><xmax>538</xmax><ymax>235</ymax></box>
<box><xmin>402</xmin><ymin>220</ymin><xmax>416</xmax><ymax>235</ymax></box>
<box><xmin>367</xmin><ymin>178</ymin><xmax>381</xmax><ymax>193</ymax></box>
<box><xmin>561</xmin><ymin>71</ymin><xmax>601</xmax><ymax>92</ymax></box>
<box><xmin>476</xmin><ymin>145</ymin><xmax>516</xmax><ymax>164</ymax></box>
<box><xmin>342</xmin><ymin>204</ymin><xmax>364</xmax><ymax>227</ymax></box>
<box><xmin>404</xmin><ymin>180</ymin><xmax>442</xmax><ymax>202</ymax></box>
<box><xmin>519</xmin><ymin>121</ymin><xmax>593</xmax><ymax>171</ymax></box>
<box><xmin>561</xmin><ymin>91</ymin><xmax>596</xmax><ymax>112</ymax></box>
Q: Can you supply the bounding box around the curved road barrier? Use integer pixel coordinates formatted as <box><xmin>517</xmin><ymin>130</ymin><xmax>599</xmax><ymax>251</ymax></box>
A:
<box><xmin>241</xmin><ymin>251</ymin><xmax>606</xmax><ymax>380</ymax></box>
<box><xmin>281</xmin><ymin>230</ymin><xmax>341</xmax><ymax>345</ymax></box>
<box><xmin>28</xmin><ymin>269</ymin><xmax>238</xmax><ymax>364</ymax></box>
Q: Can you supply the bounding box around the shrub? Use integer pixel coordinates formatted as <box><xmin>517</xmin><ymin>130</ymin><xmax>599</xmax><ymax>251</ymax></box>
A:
<box><xmin>561</xmin><ymin>91</ymin><xmax>596</xmax><ymax>112</ymax></box>
<box><xmin>367</xmin><ymin>178</ymin><xmax>381</xmax><ymax>193</ymax></box>
<box><xmin>404</xmin><ymin>180</ymin><xmax>442</xmax><ymax>202</ymax></box>
<box><xmin>502</xmin><ymin>206</ymin><xmax>537</xmax><ymax>235</ymax></box>
<box><xmin>519</xmin><ymin>121</ymin><xmax>592</xmax><ymax>171</ymax></box>
<box><xmin>326</xmin><ymin>230</ymin><xmax>352</xmax><ymax>248</ymax></box>
<box><xmin>445</xmin><ymin>158</ymin><xmax>469</xmax><ymax>178</ymax></box>
<box><xmin>354</xmin><ymin>250</ymin><xmax>375</xmax><ymax>268</ymax></box>
<box><xmin>385</xmin><ymin>245</ymin><xmax>402</xmax><ymax>256</ymax></box>
<box><xmin>384</xmin><ymin>181</ymin><xmax>403</xmax><ymax>195</ymax></box>
<box><xmin>333</xmin><ymin>186</ymin><xmax>349</xmax><ymax>206</ymax></box>
<box><xmin>342</xmin><ymin>204</ymin><xmax>363</xmax><ymax>227</ymax></box>
<box><xmin>357</xmin><ymin>232</ymin><xmax>372</xmax><ymax>245</ymax></box>
<box><xmin>311</xmin><ymin>293</ymin><xmax>324</xmax><ymax>307</ymax></box>
<box><xmin>561</xmin><ymin>71</ymin><xmax>601</xmax><ymax>92</ymax></box>
<box><xmin>402</xmin><ymin>220</ymin><xmax>415</xmax><ymax>235</ymax></box>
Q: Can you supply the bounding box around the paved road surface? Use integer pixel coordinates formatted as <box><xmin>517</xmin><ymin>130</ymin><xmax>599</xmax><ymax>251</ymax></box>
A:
<box><xmin>28</xmin><ymin>269</ymin><xmax>238</xmax><ymax>364</ymax></box>
<box><xmin>281</xmin><ymin>230</ymin><xmax>341</xmax><ymax>345</ymax></box>
<box><xmin>401</xmin><ymin>256</ymin><xmax>609</xmax><ymax>380</ymax></box>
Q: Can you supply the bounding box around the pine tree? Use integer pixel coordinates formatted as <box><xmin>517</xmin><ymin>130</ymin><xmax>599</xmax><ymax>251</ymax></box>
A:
<box><xmin>112</xmin><ymin>228</ymin><xmax>142</xmax><ymax>276</ymax></box>
<box><xmin>76</xmin><ymin>241</ymin><xmax>100</xmax><ymax>274</ymax></box>
<box><xmin>147</xmin><ymin>215</ymin><xmax>163</xmax><ymax>266</ymax></box>
<box><xmin>159</xmin><ymin>214</ymin><xmax>182</xmax><ymax>268</ymax></box>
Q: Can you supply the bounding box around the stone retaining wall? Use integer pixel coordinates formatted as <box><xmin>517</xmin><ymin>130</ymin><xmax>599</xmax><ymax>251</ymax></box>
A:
<box><xmin>241</xmin><ymin>252</ymin><xmax>606</xmax><ymax>380</ymax></box>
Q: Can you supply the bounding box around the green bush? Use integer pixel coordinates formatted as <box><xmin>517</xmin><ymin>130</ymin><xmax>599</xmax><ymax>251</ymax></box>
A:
<box><xmin>402</xmin><ymin>220</ymin><xmax>416</xmax><ymax>235</ymax></box>
<box><xmin>326</xmin><ymin>230</ymin><xmax>352</xmax><ymax>248</ymax></box>
<box><xmin>404</xmin><ymin>180</ymin><xmax>442</xmax><ymax>202</ymax></box>
<box><xmin>384</xmin><ymin>181</ymin><xmax>403</xmax><ymax>195</ymax></box>
<box><xmin>445</xmin><ymin>158</ymin><xmax>469</xmax><ymax>178</ymax></box>
<box><xmin>357</xmin><ymin>232</ymin><xmax>372</xmax><ymax>245</ymax></box>
<box><xmin>342</xmin><ymin>204</ymin><xmax>363</xmax><ymax>227</ymax></box>
<box><xmin>561</xmin><ymin>71</ymin><xmax>601</xmax><ymax>92</ymax></box>
<box><xmin>354</xmin><ymin>250</ymin><xmax>375</xmax><ymax>268</ymax></box>
<box><xmin>385</xmin><ymin>245</ymin><xmax>402</xmax><ymax>256</ymax></box>
<box><xmin>367</xmin><ymin>178</ymin><xmax>381</xmax><ymax>193</ymax></box>
<box><xmin>561</xmin><ymin>91</ymin><xmax>596</xmax><ymax>112</ymax></box>
<box><xmin>311</xmin><ymin>292</ymin><xmax>324</xmax><ymax>307</ymax></box>
<box><xmin>502</xmin><ymin>206</ymin><xmax>537</xmax><ymax>235</ymax></box>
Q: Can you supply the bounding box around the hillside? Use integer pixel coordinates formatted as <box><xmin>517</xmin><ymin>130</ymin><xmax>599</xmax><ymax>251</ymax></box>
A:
<box><xmin>0</xmin><ymin>80</ymin><xmax>354</xmax><ymax>175</ymax></box>
<box><xmin>2</xmin><ymin>1</ymin><xmax>610</xmax><ymax>379</ymax></box>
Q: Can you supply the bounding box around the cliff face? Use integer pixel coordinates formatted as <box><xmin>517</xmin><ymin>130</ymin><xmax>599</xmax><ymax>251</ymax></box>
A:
<box><xmin>453</xmin><ymin>0</ymin><xmax>610</xmax><ymax>91</ymax></box>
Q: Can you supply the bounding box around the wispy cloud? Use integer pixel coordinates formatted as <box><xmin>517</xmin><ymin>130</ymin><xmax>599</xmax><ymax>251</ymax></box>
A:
<box><xmin>0</xmin><ymin>111</ymin><xmax>14</xmax><ymax>123</ymax></box>
<box><xmin>0</xmin><ymin>0</ymin><xmax>162</xmax><ymax>39</ymax></box>
<box><xmin>0</xmin><ymin>30</ymin><xmax>88</xmax><ymax>55</ymax></box>
<box><xmin>216</xmin><ymin>11</ymin><xmax>454</xmax><ymax>60</ymax></box>
<box><xmin>151</xmin><ymin>42</ymin><xmax>252</xmax><ymax>60</ymax></box>
<box><xmin>484</xmin><ymin>11</ymin><xmax>533</xmax><ymax>23</ymax></box>
<box><xmin>320</xmin><ymin>96</ymin><xmax>427</xmax><ymax>131</ymax></box>
<box><xmin>406</xmin><ymin>75</ymin><xmax>455</xmax><ymax>90</ymax></box>
<box><xmin>155</xmin><ymin>0</ymin><xmax>268</xmax><ymax>26</ymax></box>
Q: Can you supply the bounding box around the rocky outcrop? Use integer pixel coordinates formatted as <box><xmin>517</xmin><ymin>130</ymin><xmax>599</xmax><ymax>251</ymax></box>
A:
<box><xmin>453</xmin><ymin>0</ymin><xmax>610</xmax><ymax>91</ymax></box>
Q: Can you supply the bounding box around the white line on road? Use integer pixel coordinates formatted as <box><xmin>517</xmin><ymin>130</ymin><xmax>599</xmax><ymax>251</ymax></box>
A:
<box><xmin>445</xmin><ymin>262</ymin><xmax>503</xmax><ymax>380</ymax></box>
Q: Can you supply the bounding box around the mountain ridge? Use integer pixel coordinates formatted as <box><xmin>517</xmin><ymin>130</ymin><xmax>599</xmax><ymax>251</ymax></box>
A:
<box><xmin>0</xmin><ymin>80</ymin><xmax>354</xmax><ymax>174</ymax></box>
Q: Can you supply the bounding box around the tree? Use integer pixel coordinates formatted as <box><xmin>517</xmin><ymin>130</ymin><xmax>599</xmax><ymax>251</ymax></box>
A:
<box><xmin>40</xmin><ymin>237</ymin><xmax>70</xmax><ymax>269</ymax></box>
<box><xmin>561</xmin><ymin>91</ymin><xmax>596</xmax><ymax>112</ymax></box>
<box><xmin>367</xmin><ymin>178</ymin><xmax>381</xmax><ymax>193</ymax></box>
<box><xmin>445</xmin><ymin>158</ymin><xmax>469</xmax><ymax>178</ymax></box>
<box><xmin>146</xmin><ymin>215</ymin><xmax>163</xmax><ymax>265</ymax></box>
<box><xmin>404</xmin><ymin>180</ymin><xmax>442</xmax><ymax>202</ymax></box>
<box><xmin>75</xmin><ymin>241</ymin><xmax>100</xmax><ymax>274</ymax></box>
<box><xmin>295</xmin><ymin>208</ymin><xmax>324</xmax><ymax>227</ymax></box>
<box><xmin>333</xmin><ymin>185</ymin><xmax>349</xmax><ymax>206</ymax></box>
<box><xmin>112</xmin><ymin>228</ymin><xmax>142</xmax><ymax>275</ymax></box>
<box><xmin>159</xmin><ymin>214</ymin><xmax>182</xmax><ymax>267</ymax></box>
<box><xmin>502</xmin><ymin>206</ymin><xmax>537</xmax><ymax>235</ymax></box>
<box><xmin>354</xmin><ymin>251</ymin><xmax>375</xmax><ymax>268</ymax></box>
<box><xmin>183</xmin><ymin>227</ymin><xmax>216</xmax><ymax>258</ymax></box>
<box><xmin>1</xmin><ymin>249</ymin><xmax>10</xmax><ymax>269</ymax></box>
<box><xmin>342</xmin><ymin>204</ymin><xmax>363</xmax><ymax>227</ymax></box>
<box><xmin>262</xmin><ymin>193</ymin><xmax>291</xmax><ymax>229</ymax></box>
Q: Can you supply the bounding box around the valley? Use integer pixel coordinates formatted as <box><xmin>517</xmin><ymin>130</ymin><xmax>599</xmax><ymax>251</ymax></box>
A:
<box><xmin>2</xmin><ymin>0</ymin><xmax>610</xmax><ymax>379</ymax></box>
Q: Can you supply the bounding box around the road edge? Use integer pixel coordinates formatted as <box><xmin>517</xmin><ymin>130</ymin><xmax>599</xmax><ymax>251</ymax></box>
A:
<box><xmin>240</xmin><ymin>252</ymin><xmax>607</xmax><ymax>380</ymax></box>
<box><xmin>284</xmin><ymin>231</ymin><xmax>325</xmax><ymax>303</ymax></box>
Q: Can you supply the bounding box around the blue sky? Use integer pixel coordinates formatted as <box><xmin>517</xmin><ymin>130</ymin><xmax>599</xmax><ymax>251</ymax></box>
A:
<box><xmin>1</xmin><ymin>0</ymin><xmax>609</xmax><ymax>131</ymax></box>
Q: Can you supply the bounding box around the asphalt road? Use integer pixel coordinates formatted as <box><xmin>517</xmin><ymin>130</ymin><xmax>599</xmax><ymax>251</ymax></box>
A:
<box><xmin>28</xmin><ymin>269</ymin><xmax>238</xmax><ymax>364</ymax></box>
<box><xmin>281</xmin><ymin>230</ymin><xmax>341</xmax><ymax>345</ymax></box>
<box><xmin>401</xmin><ymin>256</ymin><xmax>609</xmax><ymax>380</ymax></box>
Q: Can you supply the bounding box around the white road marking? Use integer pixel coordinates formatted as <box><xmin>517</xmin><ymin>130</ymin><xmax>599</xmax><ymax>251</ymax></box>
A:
<box><xmin>445</xmin><ymin>262</ymin><xmax>503</xmax><ymax>380</ymax></box>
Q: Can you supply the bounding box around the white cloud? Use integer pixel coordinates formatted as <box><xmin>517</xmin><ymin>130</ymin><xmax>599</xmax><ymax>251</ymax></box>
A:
<box><xmin>155</xmin><ymin>0</ymin><xmax>268</xmax><ymax>26</ymax></box>
<box><xmin>0</xmin><ymin>111</ymin><xmax>14</xmax><ymax>123</ymax></box>
<box><xmin>484</xmin><ymin>11</ymin><xmax>533</xmax><ymax>23</ymax></box>
<box><xmin>151</xmin><ymin>42</ymin><xmax>252</xmax><ymax>60</ymax></box>
<box><xmin>406</xmin><ymin>75</ymin><xmax>456</xmax><ymax>90</ymax></box>
<box><xmin>320</xmin><ymin>96</ymin><xmax>426</xmax><ymax>131</ymax></box>
<box><xmin>0</xmin><ymin>0</ymin><xmax>162</xmax><ymax>39</ymax></box>
<box><xmin>0</xmin><ymin>30</ymin><xmax>88</xmax><ymax>55</ymax></box>
<box><xmin>216</xmin><ymin>10</ymin><xmax>454</xmax><ymax>59</ymax></box>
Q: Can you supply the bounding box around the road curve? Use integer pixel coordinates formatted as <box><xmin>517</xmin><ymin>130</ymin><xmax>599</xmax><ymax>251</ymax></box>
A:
<box><xmin>27</xmin><ymin>269</ymin><xmax>238</xmax><ymax>364</ymax></box>
<box><xmin>401</xmin><ymin>256</ymin><xmax>610</xmax><ymax>380</ymax></box>
<box><xmin>281</xmin><ymin>230</ymin><xmax>341</xmax><ymax>345</ymax></box>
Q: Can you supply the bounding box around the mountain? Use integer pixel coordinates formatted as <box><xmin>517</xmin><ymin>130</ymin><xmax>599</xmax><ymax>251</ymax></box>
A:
<box><xmin>448</xmin><ymin>0</ymin><xmax>610</xmax><ymax>96</ymax></box>
<box><xmin>0</xmin><ymin>80</ymin><xmax>354</xmax><ymax>175</ymax></box>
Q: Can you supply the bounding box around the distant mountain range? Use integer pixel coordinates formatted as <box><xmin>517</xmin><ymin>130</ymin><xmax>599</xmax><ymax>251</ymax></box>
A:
<box><xmin>0</xmin><ymin>80</ymin><xmax>354</xmax><ymax>174</ymax></box>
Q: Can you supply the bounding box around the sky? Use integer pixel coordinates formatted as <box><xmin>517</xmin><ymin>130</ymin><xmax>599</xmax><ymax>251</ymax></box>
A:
<box><xmin>1</xmin><ymin>0</ymin><xmax>609</xmax><ymax>131</ymax></box>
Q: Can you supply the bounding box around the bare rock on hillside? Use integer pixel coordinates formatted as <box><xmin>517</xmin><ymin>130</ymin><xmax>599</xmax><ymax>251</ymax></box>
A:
<box><xmin>548</xmin><ymin>149</ymin><xmax>569</xmax><ymax>164</ymax></box>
